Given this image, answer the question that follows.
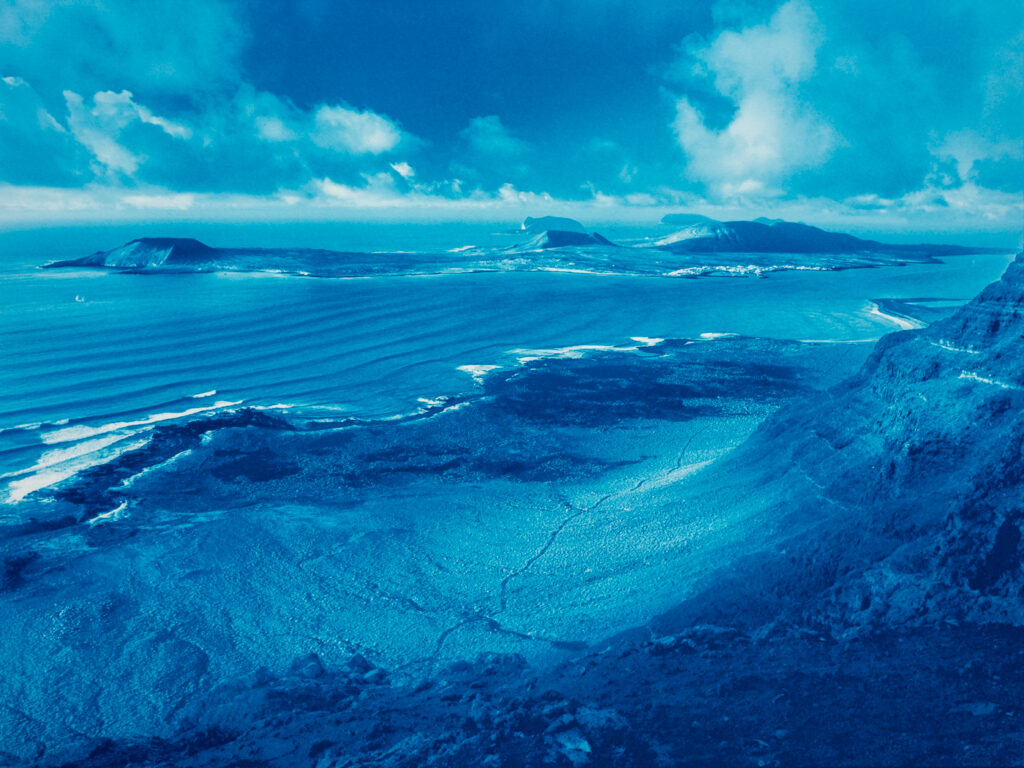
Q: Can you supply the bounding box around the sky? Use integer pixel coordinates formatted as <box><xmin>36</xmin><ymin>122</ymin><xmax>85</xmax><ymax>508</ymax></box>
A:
<box><xmin>0</xmin><ymin>0</ymin><xmax>1021</xmax><ymax>240</ymax></box>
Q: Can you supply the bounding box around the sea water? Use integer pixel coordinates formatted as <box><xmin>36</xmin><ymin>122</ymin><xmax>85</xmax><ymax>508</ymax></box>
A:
<box><xmin>0</xmin><ymin>224</ymin><xmax>1013</xmax><ymax>507</ymax></box>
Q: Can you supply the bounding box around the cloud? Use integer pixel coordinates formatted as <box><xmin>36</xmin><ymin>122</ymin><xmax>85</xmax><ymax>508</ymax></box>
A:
<box><xmin>310</xmin><ymin>105</ymin><xmax>403</xmax><ymax>155</ymax></box>
<box><xmin>255</xmin><ymin>115</ymin><xmax>297</xmax><ymax>142</ymax></box>
<box><xmin>2</xmin><ymin>177</ymin><xmax>1017</xmax><ymax>250</ymax></box>
<box><xmin>460</xmin><ymin>115</ymin><xmax>529</xmax><ymax>157</ymax></box>
<box><xmin>390</xmin><ymin>161</ymin><xmax>415</xmax><ymax>179</ymax></box>
<box><xmin>246</xmin><ymin>91</ymin><xmax>407</xmax><ymax>156</ymax></box>
<box><xmin>64</xmin><ymin>89</ymin><xmax>192</xmax><ymax>176</ymax></box>
<box><xmin>0</xmin><ymin>81</ymin><xmax>414</xmax><ymax>191</ymax></box>
<box><xmin>452</xmin><ymin>115</ymin><xmax>533</xmax><ymax>189</ymax></box>
<box><xmin>0</xmin><ymin>1</ymin><xmax>409</xmax><ymax>189</ymax></box>
<box><xmin>0</xmin><ymin>75</ymin><xmax>82</xmax><ymax>184</ymax></box>
<box><xmin>666</xmin><ymin>0</ymin><xmax>1021</xmax><ymax>214</ymax></box>
<box><xmin>121</xmin><ymin>192</ymin><xmax>195</xmax><ymax>210</ymax></box>
<box><xmin>934</xmin><ymin>130</ymin><xmax>1022</xmax><ymax>187</ymax></box>
<box><xmin>0</xmin><ymin>0</ymin><xmax>245</xmax><ymax>99</ymax></box>
<box><xmin>0</xmin><ymin>0</ymin><xmax>1017</xmax><ymax>241</ymax></box>
<box><xmin>672</xmin><ymin>0</ymin><xmax>838</xmax><ymax>196</ymax></box>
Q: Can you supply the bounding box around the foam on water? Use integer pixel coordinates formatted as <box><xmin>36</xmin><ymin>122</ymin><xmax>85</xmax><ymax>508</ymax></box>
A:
<box><xmin>630</xmin><ymin>337</ymin><xmax>665</xmax><ymax>346</ymax></box>
<box><xmin>867</xmin><ymin>301</ymin><xmax>926</xmax><ymax>330</ymax></box>
<box><xmin>41</xmin><ymin>400</ymin><xmax>243</xmax><ymax>444</ymax></box>
<box><xmin>457</xmin><ymin>365</ymin><xmax>501</xmax><ymax>384</ymax></box>
<box><xmin>89</xmin><ymin>500</ymin><xmax>128</xmax><ymax>525</ymax></box>
<box><xmin>4</xmin><ymin>435</ymin><xmax>151</xmax><ymax>503</ymax></box>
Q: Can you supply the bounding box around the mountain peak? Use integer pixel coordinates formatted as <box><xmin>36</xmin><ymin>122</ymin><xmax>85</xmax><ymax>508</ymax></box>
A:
<box><xmin>122</xmin><ymin>237</ymin><xmax>213</xmax><ymax>252</ymax></box>
<box><xmin>45</xmin><ymin>237</ymin><xmax>216</xmax><ymax>269</ymax></box>
<box><xmin>521</xmin><ymin>216</ymin><xmax>586</xmax><ymax>235</ymax></box>
<box><xmin>514</xmin><ymin>229</ymin><xmax>615</xmax><ymax>251</ymax></box>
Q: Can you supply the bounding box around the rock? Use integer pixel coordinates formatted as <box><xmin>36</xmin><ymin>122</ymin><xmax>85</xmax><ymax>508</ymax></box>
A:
<box><xmin>549</xmin><ymin>728</ymin><xmax>592</xmax><ymax>766</ymax></box>
<box><xmin>544</xmin><ymin>713</ymin><xmax>577</xmax><ymax>734</ymax></box>
<box><xmin>289</xmin><ymin>653</ymin><xmax>325</xmax><ymax>679</ymax></box>
<box><xmin>346</xmin><ymin>654</ymin><xmax>374</xmax><ymax>674</ymax></box>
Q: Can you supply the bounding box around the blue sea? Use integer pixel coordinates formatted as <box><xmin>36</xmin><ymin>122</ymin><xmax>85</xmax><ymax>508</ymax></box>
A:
<box><xmin>1</xmin><ymin>223</ymin><xmax>1011</xmax><ymax>506</ymax></box>
<box><xmin>0</xmin><ymin>222</ymin><xmax>1015</xmax><ymax>759</ymax></box>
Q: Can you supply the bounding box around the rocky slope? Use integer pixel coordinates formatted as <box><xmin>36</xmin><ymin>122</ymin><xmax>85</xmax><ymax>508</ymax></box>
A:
<box><xmin>673</xmin><ymin>251</ymin><xmax>1024</xmax><ymax>635</ymax></box>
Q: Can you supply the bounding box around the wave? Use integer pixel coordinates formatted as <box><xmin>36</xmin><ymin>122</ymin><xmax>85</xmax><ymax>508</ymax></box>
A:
<box><xmin>0</xmin><ymin>417</ymin><xmax>70</xmax><ymax>436</ymax></box>
<box><xmin>457</xmin><ymin>364</ymin><xmax>501</xmax><ymax>384</ymax></box>
<box><xmin>666</xmin><ymin>263</ymin><xmax>835</xmax><ymax>278</ymax></box>
<box><xmin>2</xmin><ymin>399</ymin><xmax>245</xmax><ymax>504</ymax></box>
<box><xmin>1</xmin><ymin>331</ymin><xmax>706</xmax><ymax>507</ymax></box>
<box><xmin>3</xmin><ymin>433</ymin><xmax>152</xmax><ymax>503</ymax></box>
<box><xmin>41</xmin><ymin>400</ymin><xmax>244</xmax><ymax>445</ymax></box>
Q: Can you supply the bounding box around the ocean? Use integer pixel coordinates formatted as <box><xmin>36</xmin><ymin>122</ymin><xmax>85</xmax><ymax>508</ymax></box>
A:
<box><xmin>1</xmin><ymin>224</ymin><xmax>1011</xmax><ymax>506</ymax></box>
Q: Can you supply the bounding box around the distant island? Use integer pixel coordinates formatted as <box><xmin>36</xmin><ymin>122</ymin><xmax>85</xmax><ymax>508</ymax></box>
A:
<box><xmin>519</xmin><ymin>216</ymin><xmax>586</xmax><ymax>234</ymax></box>
<box><xmin>42</xmin><ymin>223</ymin><xmax>1004</xmax><ymax>282</ymax></box>
<box><xmin>654</xmin><ymin>216</ymin><xmax>1005</xmax><ymax>256</ymax></box>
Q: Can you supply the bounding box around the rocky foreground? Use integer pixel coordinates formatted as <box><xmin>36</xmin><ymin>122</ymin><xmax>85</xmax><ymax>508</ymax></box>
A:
<box><xmin>45</xmin><ymin>254</ymin><xmax>1024</xmax><ymax>767</ymax></box>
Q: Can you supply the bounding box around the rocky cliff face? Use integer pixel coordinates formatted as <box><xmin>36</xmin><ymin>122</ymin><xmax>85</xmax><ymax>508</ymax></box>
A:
<box><xmin>666</xmin><ymin>253</ymin><xmax>1024</xmax><ymax>635</ymax></box>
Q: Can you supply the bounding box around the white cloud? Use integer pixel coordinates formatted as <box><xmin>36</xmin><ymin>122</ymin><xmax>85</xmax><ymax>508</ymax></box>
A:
<box><xmin>0</xmin><ymin>75</ymin><xmax>82</xmax><ymax>184</ymax></box>
<box><xmin>496</xmin><ymin>183</ymin><xmax>552</xmax><ymax>205</ymax></box>
<box><xmin>314</xmin><ymin>172</ymin><xmax>402</xmax><ymax>205</ymax></box>
<box><xmin>672</xmin><ymin>0</ymin><xmax>839</xmax><ymax>196</ymax></box>
<box><xmin>89</xmin><ymin>90</ymin><xmax>192</xmax><ymax>139</ymax></box>
<box><xmin>0</xmin><ymin>0</ymin><xmax>245</xmax><ymax>98</ymax></box>
<box><xmin>311</xmin><ymin>105</ymin><xmax>402</xmax><ymax>155</ymax></box>
<box><xmin>390</xmin><ymin>161</ymin><xmax>415</xmax><ymax>179</ymax></box>
<box><xmin>122</xmin><ymin>192</ymin><xmax>195</xmax><ymax>210</ymax></box>
<box><xmin>64</xmin><ymin>89</ymin><xmax>191</xmax><ymax>176</ymax></box>
<box><xmin>461</xmin><ymin>115</ymin><xmax>528</xmax><ymax>157</ymax></box>
<box><xmin>1</xmin><ymin>74</ymin><xmax>64</xmax><ymax>132</ymax></box>
<box><xmin>933</xmin><ymin>129</ymin><xmax>1022</xmax><ymax>183</ymax></box>
<box><xmin>0</xmin><ymin>179</ymin><xmax>1018</xmax><ymax>249</ymax></box>
<box><xmin>246</xmin><ymin>91</ymin><xmax>406</xmax><ymax>157</ymax></box>
<box><xmin>255</xmin><ymin>114</ymin><xmax>297</xmax><ymax>142</ymax></box>
<box><xmin>64</xmin><ymin>92</ymin><xmax>139</xmax><ymax>175</ymax></box>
